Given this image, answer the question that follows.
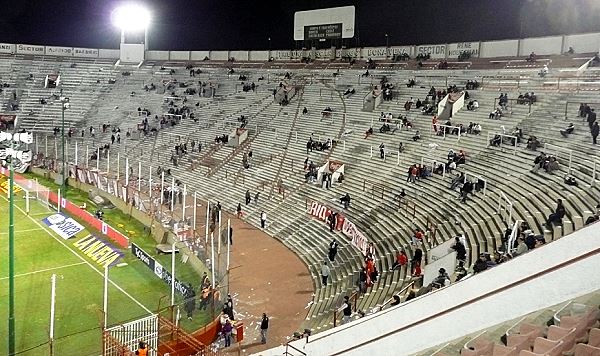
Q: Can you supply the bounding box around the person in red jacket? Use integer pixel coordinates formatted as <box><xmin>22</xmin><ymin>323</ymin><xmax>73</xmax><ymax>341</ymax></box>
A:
<box><xmin>390</xmin><ymin>250</ymin><xmax>408</xmax><ymax>271</ymax></box>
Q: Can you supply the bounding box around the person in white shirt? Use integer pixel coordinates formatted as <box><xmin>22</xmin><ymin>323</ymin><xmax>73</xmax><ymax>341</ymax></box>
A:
<box><xmin>321</xmin><ymin>261</ymin><xmax>331</xmax><ymax>286</ymax></box>
<box><xmin>260</xmin><ymin>211</ymin><xmax>267</xmax><ymax>229</ymax></box>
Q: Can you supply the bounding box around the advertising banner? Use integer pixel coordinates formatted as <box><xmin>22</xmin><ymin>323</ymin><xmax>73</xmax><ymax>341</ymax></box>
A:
<box><xmin>45</xmin><ymin>46</ymin><xmax>73</xmax><ymax>57</ymax></box>
<box><xmin>73</xmin><ymin>235</ymin><xmax>124</xmax><ymax>268</ymax></box>
<box><xmin>447</xmin><ymin>42</ymin><xmax>479</xmax><ymax>58</ymax></box>
<box><xmin>73</xmin><ymin>47</ymin><xmax>99</xmax><ymax>58</ymax></box>
<box><xmin>16</xmin><ymin>44</ymin><xmax>45</xmax><ymax>55</ymax></box>
<box><xmin>42</xmin><ymin>212</ymin><xmax>84</xmax><ymax>240</ymax></box>
<box><xmin>416</xmin><ymin>44</ymin><xmax>447</xmax><ymax>59</ymax></box>
<box><xmin>307</xmin><ymin>201</ymin><xmax>369</xmax><ymax>256</ymax></box>
<box><xmin>0</xmin><ymin>43</ymin><xmax>15</xmax><ymax>54</ymax></box>
<box><xmin>131</xmin><ymin>243</ymin><xmax>190</xmax><ymax>296</ymax></box>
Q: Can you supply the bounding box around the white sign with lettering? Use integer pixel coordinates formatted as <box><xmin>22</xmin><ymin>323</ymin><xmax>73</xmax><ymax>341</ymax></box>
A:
<box><xmin>45</xmin><ymin>46</ymin><xmax>73</xmax><ymax>57</ymax></box>
<box><xmin>416</xmin><ymin>44</ymin><xmax>447</xmax><ymax>59</ymax></box>
<box><xmin>73</xmin><ymin>47</ymin><xmax>99</xmax><ymax>58</ymax></box>
<box><xmin>0</xmin><ymin>43</ymin><xmax>15</xmax><ymax>54</ymax></box>
<box><xmin>447</xmin><ymin>42</ymin><xmax>480</xmax><ymax>58</ymax></box>
<box><xmin>363</xmin><ymin>46</ymin><xmax>412</xmax><ymax>59</ymax></box>
<box><xmin>16</xmin><ymin>44</ymin><xmax>45</xmax><ymax>55</ymax></box>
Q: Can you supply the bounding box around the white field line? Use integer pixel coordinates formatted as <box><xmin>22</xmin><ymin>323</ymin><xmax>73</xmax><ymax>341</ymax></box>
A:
<box><xmin>0</xmin><ymin>194</ymin><xmax>152</xmax><ymax>314</ymax></box>
<box><xmin>0</xmin><ymin>262</ymin><xmax>85</xmax><ymax>280</ymax></box>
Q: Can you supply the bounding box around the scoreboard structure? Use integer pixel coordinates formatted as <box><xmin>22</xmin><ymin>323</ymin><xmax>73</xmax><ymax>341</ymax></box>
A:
<box><xmin>294</xmin><ymin>6</ymin><xmax>355</xmax><ymax>41</ymax></box>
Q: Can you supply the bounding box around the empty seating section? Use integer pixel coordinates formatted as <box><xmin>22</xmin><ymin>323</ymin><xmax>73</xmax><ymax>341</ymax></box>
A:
<box><xmin>423</xmin><ymin>294</ymin><xmax>600</xmax><ymax>355</ymax></box>
<box><xmin>12</xmin><ymin>53</ymin><xmax>600</xmax><ymax>335</ymax></box>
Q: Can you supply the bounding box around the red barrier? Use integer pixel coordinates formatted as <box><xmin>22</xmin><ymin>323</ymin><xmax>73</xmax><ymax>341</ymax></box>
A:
<box><xmin>0</xmin><ymin>169</ymin><xmax>130</xmax><ymax>248</ymax></box>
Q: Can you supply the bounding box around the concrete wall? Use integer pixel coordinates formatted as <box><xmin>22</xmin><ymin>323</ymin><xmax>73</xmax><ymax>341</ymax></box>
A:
<box><xmin>210</xmin><ymin>50</ymin><xmax>229</xmax><ymax>61</ymax></box>
<box><xmin>146</xmin><ymin>50</ymin><xmax>169</xmax><ymax>60</ymax></box>
<box><xmin>98</xmin><ymin>49</ymin><xmax>120</xmax><ymax>59</ymax></box>
<box><xmin>190</xmin><ymin>50</ymin><xmax>210</xmax><ymax>60</ymax></box>
<box><xmin>272</xmin><ymin>223</ymin><xmax>600</xmax><ymax>356</ymax></box>
<box><xmin>169</xmin><ymin>50</ymin><xmax>190</xmax><ymax>61</ymax></box>
<box><xmin>564</xmin><ymin>32</ymin><xmax>600</xmax><ymax>54</ymax></box>
<box><xmin>229</xmin><ymin>50</ymin><xmax>249</xmax><ymax>61</ymax></box>
<box><xmin>249</xmin><ymin>50</ymin><xmax>269</xmax><ymax>61</ymax></box>
<box><xmin>519</xmin><ymin>35</ymin><xmax>563</xmax><ymax>56</ymax></box>
<box><xmin>480</xmin><ymin>39</ymin><xmax>519</xmax><ymax>58</ymax></box>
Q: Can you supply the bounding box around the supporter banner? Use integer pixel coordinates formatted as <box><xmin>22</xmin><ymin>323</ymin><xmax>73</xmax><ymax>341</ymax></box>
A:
<box><xmin>45</xmin><ymin>46</ymin><xmax>73</xmax><ymax>57</ymax></box>
<box><xmin>447</xmin><ymin>42</ymin><xmax>480</xmax><ymax>58</ymax></box>
<box><xmin>73</xmin><ymin>47</ymin><xmax>99</xmax><ymax>58</ymax></box>
<box><xmin>42</xmin><ymin>212</ymin><xmax>85</xmax><ymax>240</ymax></box>
<box><xmin>416</xmin><ymin>44</ymin><xmax>447</xmax><ymax>59</ymax></box>
<box><xmin>363</xmin><ymin>46</ymin><xmax>411</xmax><ymax>59</ymax></box>
<box><xmin>0</xmin><ymin>43</ymin><xmax>15</xmax><ymax>54</ymax></box>
<box><xmin>274</xmin><ymin>50</ymin><xmax>304</xmax><ymax>60</ymax></box>
<box><xmin>73</xmin><ymin>235</ymin><xmax>124</xmax><ymax>268</ymax></box>
<box><xmin>308</xmin><ymin>201</ymin><xmax>369</xmax><ymax>256</ymax></box>
<box><xmin>131</xmin><ymin>243</ymin><xmax>190</xmax><ymax>296</ymax></box>
<box><xmin>16</xmin><ymin>44</ymin><xmax>45</xmax><ymax>55</ymax></box>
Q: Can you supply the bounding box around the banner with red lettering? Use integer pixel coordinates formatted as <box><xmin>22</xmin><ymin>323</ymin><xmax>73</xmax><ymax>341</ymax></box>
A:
<box><xmin>307</xmin><ymin>201</ymin><xmax>369</xmax><ymax>256</ymax></box>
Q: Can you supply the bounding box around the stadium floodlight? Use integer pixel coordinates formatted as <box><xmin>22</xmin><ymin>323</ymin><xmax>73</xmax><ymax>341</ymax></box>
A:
<box><xmin>111</xmin><ymin>4</ymin><xmax>150</xmax><ymax>32</ymax></box>
<box><xmin>111</xmin><ymin>3</ymin><xmax>151</xmax><ymax>46</ymax></box>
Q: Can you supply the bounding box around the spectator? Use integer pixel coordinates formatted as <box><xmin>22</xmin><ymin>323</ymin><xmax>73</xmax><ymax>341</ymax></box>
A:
<box><xmin>328</xmin><ymin>239</ymin><xmax>338</xmax><ymax>262</ymax></box>
<box><xmin>260</xmin><ymin>211</ymin><xmax>267</xmax><ymax>229</ymax></box>
<box><xmin>260</xmin><ymin>313</ymin><xmax>269</xmax><ymax>344</ymax></box>
<box><xmin>592</xmin><ymin>122</ymin><xmax>599</xmax><ymax>145</ymax></box>
<box><xmin>390</xmin><ymin>295</ymin><xmax>401</xmax><ymax>306</ymax></box>
<box><xmin>451</xmin><ymin>236</ymin><xmax>467</xmax><ymax>265</ymax></box>
<box><xmin>338</xmin><ymin>296</ymin><xmax>352</xmax><ymax>324</ymax></box>
<box><xmin>560</xmin><ymin>123</ymin><xmax>575</xmax><ymax>137</ymax></box>
<box><xmin>390</xmin><ymin>250</ymin><xmax>408</xmax><ymax>271</ymax></box>
<box><xmin>321</xmin><ymin>261</ymin><xmax>330</xmax><ymax>286</ymax></box>
<box><xmin>546</xmin><ymin>199</ymin><xmax>566</xmax><ymax>227</ymax></box>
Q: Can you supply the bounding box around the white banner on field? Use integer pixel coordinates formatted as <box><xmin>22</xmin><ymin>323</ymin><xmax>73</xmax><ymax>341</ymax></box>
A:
<box><xmin>16</xmin><ymin>44</ymin><xmax>45</xmax><ymax>55</ymax></box>
<box><xmin>42</xmin><ymin>213</ymin><xmax>85</xmax><ymax>240</ymax></box>
<box><xmin>447</xmin><ymin>42</ymin><xmax>480</xmax><ymax>58</ymax></box>
<box><xmin>45</xmin><ymin>46</ymin><xmax>73</xmax><ymax>57</ymax></box>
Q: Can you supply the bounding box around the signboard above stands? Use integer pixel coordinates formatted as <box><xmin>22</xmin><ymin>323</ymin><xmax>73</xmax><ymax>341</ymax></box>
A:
<box><xmin>304</xmin><ymin>23</ymin><xmax>343</xmax><ymax>40</ymax></box>
<box><xmin>294</xmin><ymin>6</ymin><xmax>356</xmax><ymax>41</ymax></box>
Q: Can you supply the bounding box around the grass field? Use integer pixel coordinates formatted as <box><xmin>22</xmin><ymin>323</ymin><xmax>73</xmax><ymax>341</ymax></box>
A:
<box><xmin>0</xmin><ymin>174</ymin><xmax>212</xmax><ymax>356</ymax></box>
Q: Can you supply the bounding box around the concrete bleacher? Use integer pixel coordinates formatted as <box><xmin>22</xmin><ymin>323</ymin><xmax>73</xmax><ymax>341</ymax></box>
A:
<box><xmin>417</xmin><ymin>291</ymin><xmax>600</xmax><ymax>356</ymax></box>
<box><xmin>21</xmin><ymin>57</ymin><xmax>600</xmax><ymax>336</ymax></box>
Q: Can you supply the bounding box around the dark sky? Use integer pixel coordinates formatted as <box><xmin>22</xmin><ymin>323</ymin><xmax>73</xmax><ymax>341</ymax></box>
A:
<box><xmin>1</xmin><ymin>0</ymin><xmax>600</xmax><ymax>51</ymax></box>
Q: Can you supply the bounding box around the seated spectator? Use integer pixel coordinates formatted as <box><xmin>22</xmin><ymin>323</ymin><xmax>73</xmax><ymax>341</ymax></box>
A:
<box><xmin>364</xmin><ymin>127</ymin><xmax>374</xmax><ymax>139</ymax></box>
<box><xmin>564</xmin><ymin>175</ymin><xmax>578</xmax><ymax>187</ymax></box>
<box><xmin>412</xmin><ymin>130</ymin><xmax>421</xmax><ymax>141</ymax></box>
<box><xmin>302</xmin><ymin>107</ymin><xmax>308</xmax><ymax>115</ymax></box>
<box><xmin>489</xmin><ymin>134</ymin><xmax>502</xmax><ymax>147</ymax></box>
<box><xmin>489</xmin><ymin>107</ymin><xmax>503</xmax><ymax>120</ymax></box>
<box><xmin>526</xmin><ymin>135</ymin><xmax>541</xmax><ymax>150</ymax></box>
<box><xmin>531</xmin><ymin>152</ymin><xmax>547</xmax><ymax>172</ymax></box>
<box><xmin>543</xmin><ymin>156</ymin><xmax>559</xmax><ymax>174</ymax></box>
<box><xmin>527</xmin><ymin>51</ymin><xmax>537</xmax><ymax>62</ymax></box>
<box><xmin>390</xmin><ymin>250</ymin><xmax>408</xmax><ymax>271</ymax></box>
<box><xmin>539</xmin><ymin>64</ymin><xmax>549</xmax><ymax>77</ymax></box>
<box><xmin>430</xmin><ymin>268</ymin><xmax>450</xmax><ymax>289</ymax></box>
<box><xmin>473</xmin><ymin>254</ymin><xmax>488</xmax><ymax>273</ymax></box>
<box><xmin>340</xmin><ymin>193</ymin><xmax>351</xmax><ymax>209</ymax></box>
<box><xmin>546</xmin><ymin>199</ymin><xmax>566</xmax><ymax>227</ymax></box>
<box><xmin>560</xmin><ymin>123</ymin><xmax>575</xmax><ymax>137</ymax></box>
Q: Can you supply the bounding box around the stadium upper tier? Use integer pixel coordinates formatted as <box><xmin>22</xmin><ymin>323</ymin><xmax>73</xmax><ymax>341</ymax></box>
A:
<box><xmin>4</xmin><ymin>39</ymin><xmax>600</xmax><ymax>353</ymax></box>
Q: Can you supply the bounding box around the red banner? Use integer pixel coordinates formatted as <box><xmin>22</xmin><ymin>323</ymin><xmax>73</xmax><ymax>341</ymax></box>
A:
<box><xmin>0</xmin><ymin>168</ymin><xmax>129</xmax><ymax>248</ymax></box>
<box><xmin>307</xmin><ymin>201</ymin><xmax>369</xmax><ymax>256</ymax></box>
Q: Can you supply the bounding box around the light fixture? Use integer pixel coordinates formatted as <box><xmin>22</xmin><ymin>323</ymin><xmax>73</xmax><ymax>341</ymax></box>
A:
<box><xmin>111</xmin><ymin>4</ymin><xmax>151</xmax><ymax>32</ymax></box>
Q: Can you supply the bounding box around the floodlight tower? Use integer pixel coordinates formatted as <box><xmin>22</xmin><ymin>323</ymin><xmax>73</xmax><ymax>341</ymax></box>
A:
<box><xmin>112</xmin><ymin>4</ymin><xmax>151</xmax><ymax>48</ymax></box>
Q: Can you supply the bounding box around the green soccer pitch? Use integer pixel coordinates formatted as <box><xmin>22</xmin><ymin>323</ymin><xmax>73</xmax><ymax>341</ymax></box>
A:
<box><xmin>0</xmin><ymin>185</ymin><xmax>211</xmax><ymax>356</ymax></box>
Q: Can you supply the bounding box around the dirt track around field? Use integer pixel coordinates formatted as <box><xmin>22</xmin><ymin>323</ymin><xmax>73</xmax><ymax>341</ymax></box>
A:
<box><xmin>212</xmin><ymin>210</ymin><xmax>314</xmax><ymax>354</ymax></box>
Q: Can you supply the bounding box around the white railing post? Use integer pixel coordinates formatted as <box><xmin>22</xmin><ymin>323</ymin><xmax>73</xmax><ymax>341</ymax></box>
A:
<box><xmin>370</xmin><ymin>146</ymin><xmax>373</xmax><ymax>158</ymax></box>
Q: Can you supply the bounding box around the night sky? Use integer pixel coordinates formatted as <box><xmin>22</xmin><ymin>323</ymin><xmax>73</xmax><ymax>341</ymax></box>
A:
<box><xmin>1</xmin><ymin>0</ymin><xmax>600</xmax><ymax>51</ymax></box>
